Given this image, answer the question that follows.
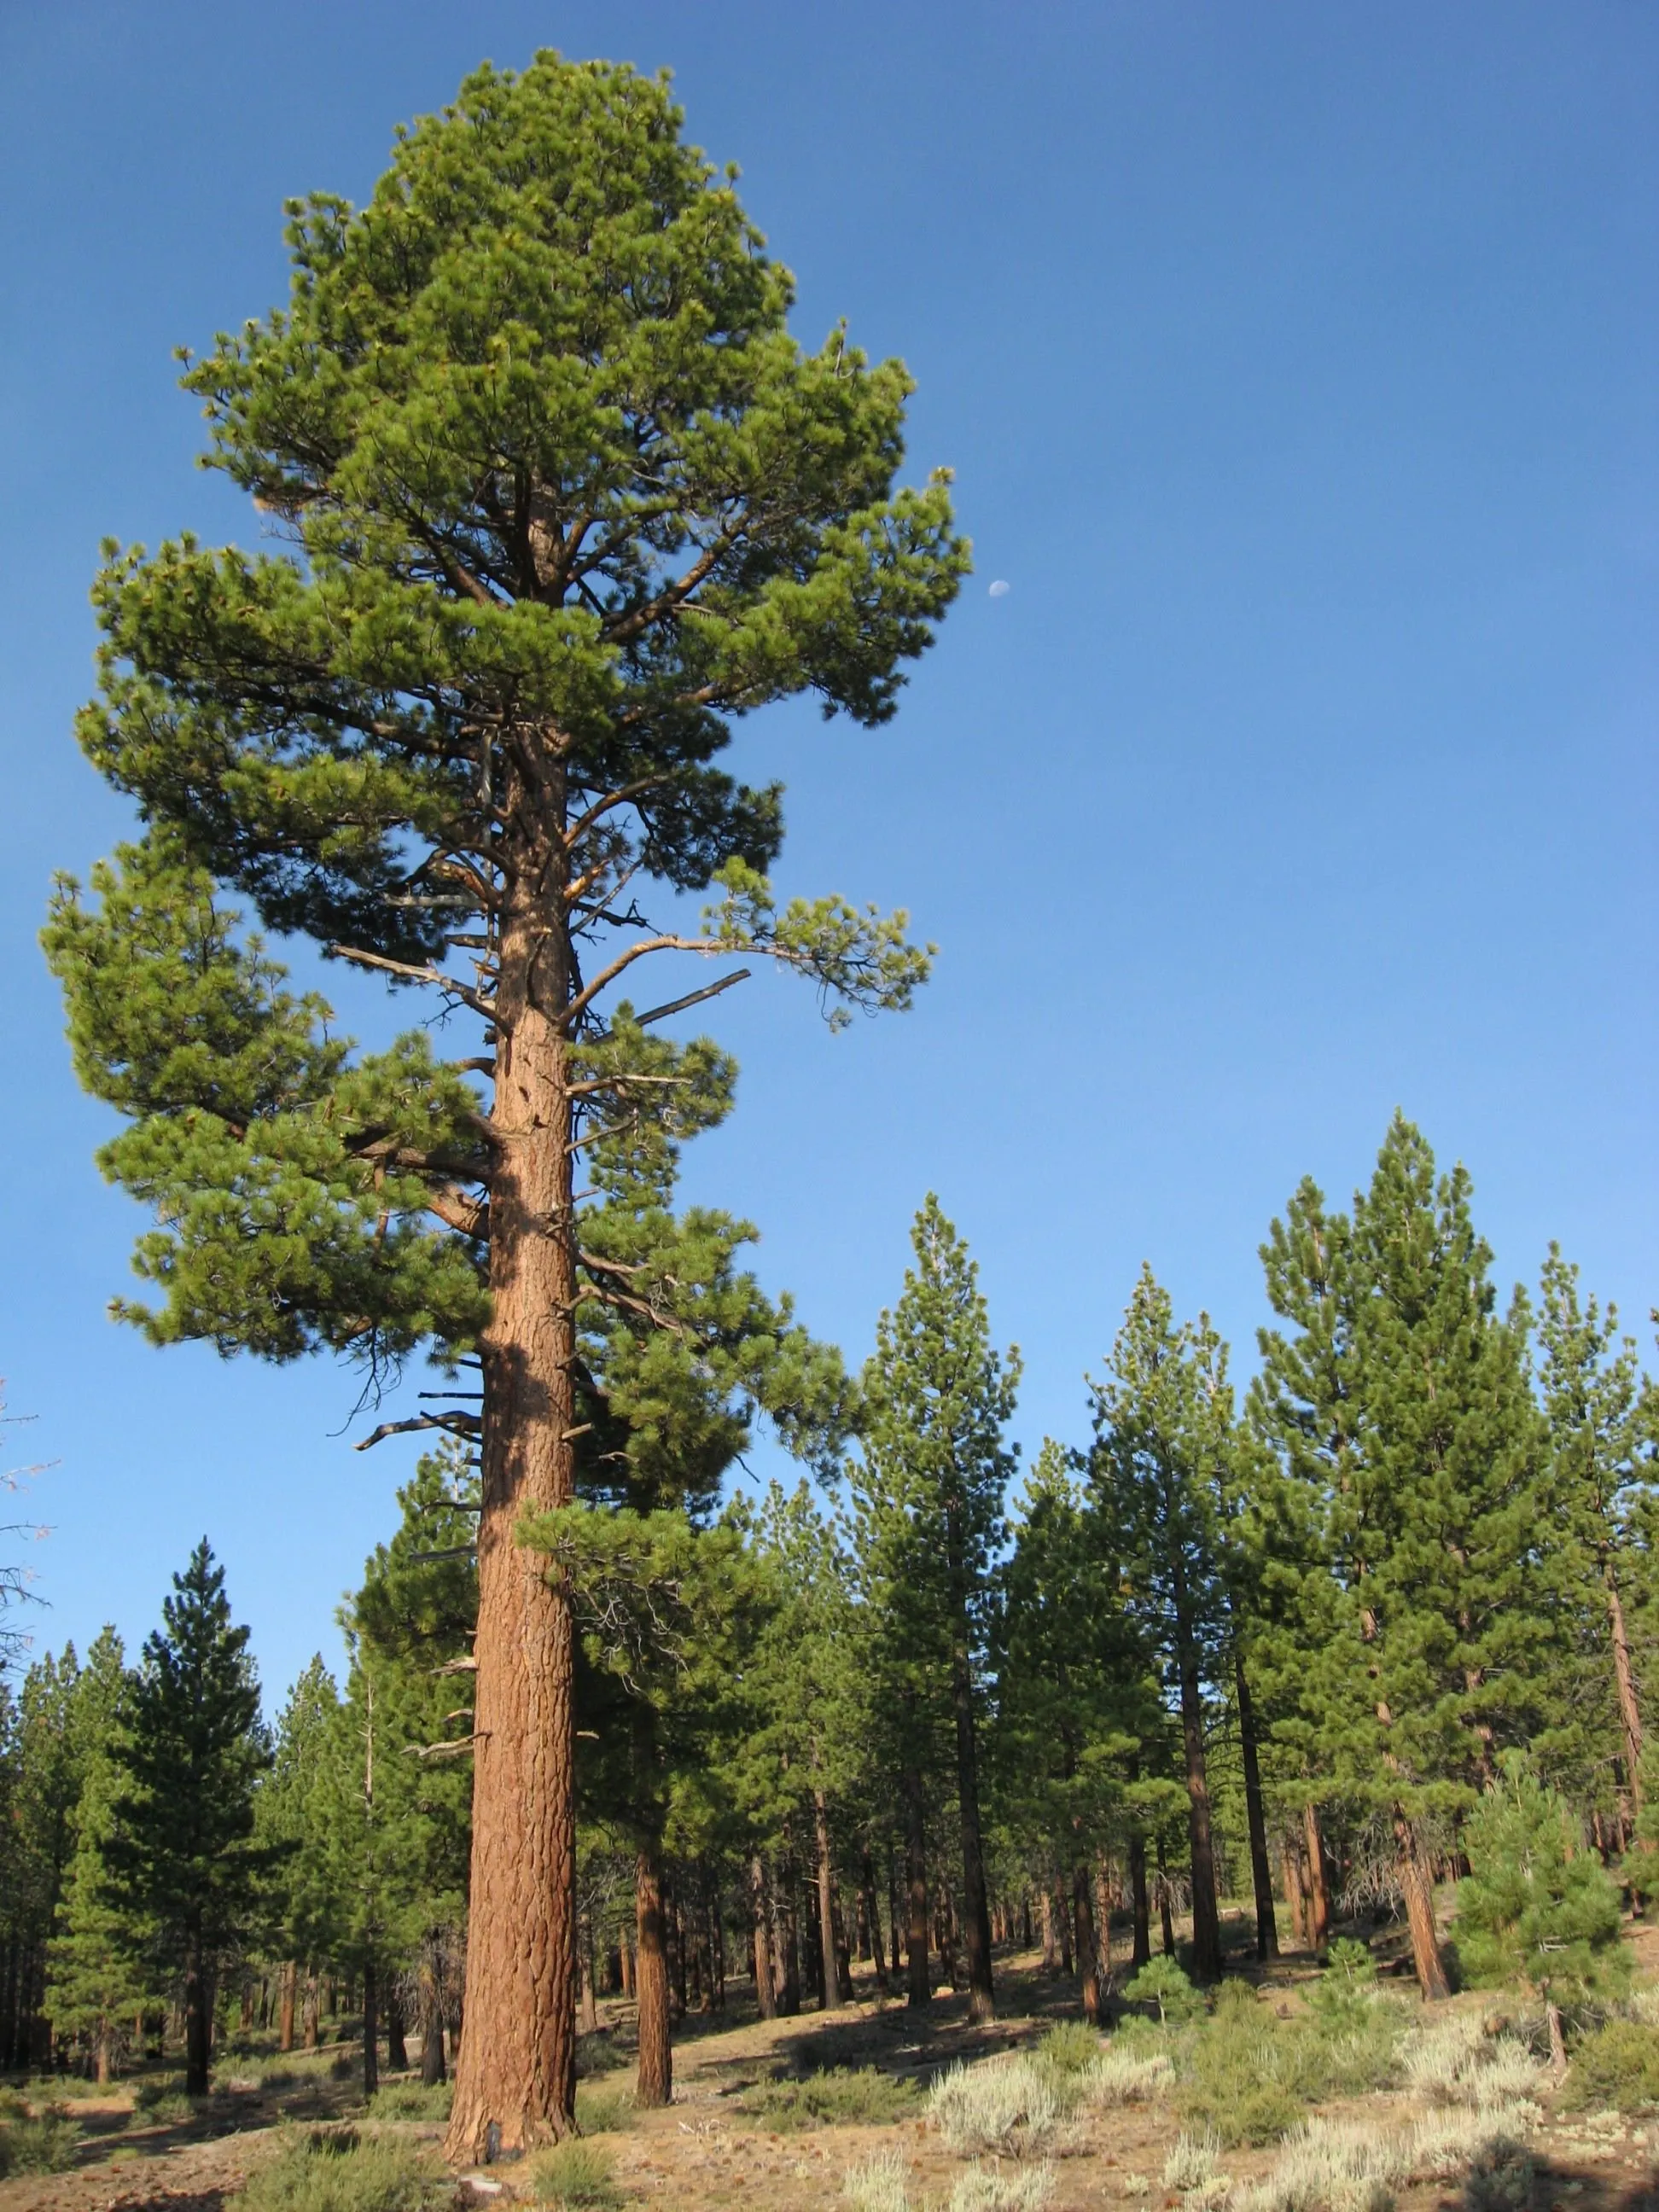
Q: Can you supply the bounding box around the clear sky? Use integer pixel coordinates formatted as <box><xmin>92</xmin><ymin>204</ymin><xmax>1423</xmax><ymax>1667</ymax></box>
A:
<box><xmin>1</xmin><ymin>1</ymin><xmax>1653</xmax><ymax>1707</ymax></box>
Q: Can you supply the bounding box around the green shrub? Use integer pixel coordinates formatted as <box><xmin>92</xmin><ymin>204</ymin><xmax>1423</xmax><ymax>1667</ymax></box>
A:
<box><xmin>0</xmin><ymin>2105</ymin><xmax>80</xmax><ymax>2175</ymax></box>
<box><xmin>529</xmin><ymin>2139</ymin><xmax>622</xmax><ymax>2211</ymax></box>
<box><xmin>1178</xmin><ymin>1985</ymin><xmax>1303</xmax><ymax>2147</ymax></box>
<box><xmin>1122</xmin><ymin>1957</ymin><xmax>1204</xmax><ymax>2026</ymax></box>
<box><xmin>134</xmin><ymin>2075</ymin><xmax>189</xmax><ymax>2111</ymax></box>
<box><xmin>133</xmin><ymin>2077</ymin><xmax>200</xmax><ymax>2128</ymax></box>
<box><xmin>1561</xmin><ymin>2019</ymin><xmax>1659</xmax><ymax>2111</ymax></box>
<box><xmin>576</xmin><ymin>2031</ymin><xmax>626</xmax><ymax>2078</ymax></box>
<box><xmin>366</xmin><ymin>2081</ymin><xmax>452</xmax><ymax>2121</ymax></box>
<box><xmin>574</xmin><ymin>2082</ymin><xmax>633</xmax><ymax>2133</ymax></box>
<box><xmin>1307</xmin><ymin>1940</ymin><xmax>1377</xmax><ymax>2016</ymax></box>
<box><xmin>235</xmin><ymin>2128</ymin><xmax>445</xmax><ymax>2212</ymax></box>
<box><xmin>743</xmin><ymin>2067</ymin><xmax>919</xmax><ymax>2130</ymax></box>
<box><xmin>1035</xmin><ymin>2022</ymin><xmax>1101</xmax><ymax>2075</ymax></box>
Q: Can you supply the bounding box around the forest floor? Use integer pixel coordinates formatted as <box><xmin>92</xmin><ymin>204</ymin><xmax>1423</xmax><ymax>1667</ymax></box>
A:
<box><xmin>7</xmin><ymin>1907</ymin><xmax>1659</xmax><ymax>2212</ymax></box>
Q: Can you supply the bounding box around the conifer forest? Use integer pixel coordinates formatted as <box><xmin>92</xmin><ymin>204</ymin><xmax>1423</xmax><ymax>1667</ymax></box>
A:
<box><xmin>3</xmin><ymin>40</ymin><xmax>1656</xmax><ymax>2212</ymax></box>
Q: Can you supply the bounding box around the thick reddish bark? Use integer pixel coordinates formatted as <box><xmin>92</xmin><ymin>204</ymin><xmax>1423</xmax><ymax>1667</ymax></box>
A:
<box><xmin>1394</xmin><ymin>1809</ymin><xmax>1451</xmax><ymax>2001</ymax></box>
<box><xmin>749</xmin><ymin>1858</ymin><xmax>777</xmax><ymax>2018</ymax></box>
<box><xmin>1280</xmin><ymin>1830</ymin><xmax>1308</xmax><ymax>1947</ymax></box>
<box><xmin>445</xmin><ymin>818</ymin><xmax>580</xmax><ymax>2163</ymax></box>
<box><xmin>1073</xmin><ymin>1861</ymin><xmax>1102</xmax><ymax>2026</ymax></box>
<box><xmin>277</xmin><ymin>1961</ymin><xmax>296</xmax><ymax>2054</ymax></box>
<box><xmin>1609</xmin><ymin>1576</ymin><xmax>1645</xmax><ymax>1808</ymax></box>
<box><xmin>634</xmin><ymin>1846</ymin><xmax>672</xmax><ymax>2107</ymax></box>
<box><xmin>1303</xmin><ymin>1803</ymin><xmax>1331</xmax><ymax>1952</ymax></box>
<box><xmin>1235</xmin><ymin>1656</ymin><xmax>1279</xmax><ymax>1961</ymax></box>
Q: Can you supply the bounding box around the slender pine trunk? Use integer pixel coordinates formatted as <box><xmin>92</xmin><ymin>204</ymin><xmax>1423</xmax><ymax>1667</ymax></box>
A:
<box><xmin>1073</xmin><ymin>1861</ymin><xmax>1102</xmax><ymax>2026</ymax></box>
<box><xmin>812</xmin><ymin>1782</ymin><xmax>842</xmax><ymax>2009</ymax></box>
<box><xmin>749</xmin><ymin>1858</ymin><xmax>777</xmax><ymax>2019</ymax></box>
<box><xmin>1394</xmin><ymin>1809</ymin><xmax>1450</xmax><ymax>2001</ymax></box>
<box><xmin>902</xmin><ymin>1767</ymin><xmax>930</xmax><ymax>2009</ymax></box>
<box><xmin>1235</xmin><ymin>1655</ymin><xmax>1279</xmax><ymax>1960</ymax></box>
<box><xmin>362</xmin><ymin>1956</ymin><xmax>380</xmax><ymax>2100</ymax></box>
<box><xmin>1177</xmin><ymin>1648</ymin><xmax>1222</xmax><ymax>1980</ymax></box>
<box><xmin>183</xmin><ymin>1941</ymin><xmax>210</xmax><ymax>2098</ymax></box>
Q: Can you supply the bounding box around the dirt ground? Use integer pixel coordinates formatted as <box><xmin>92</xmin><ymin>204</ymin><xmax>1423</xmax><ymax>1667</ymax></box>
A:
<box><xmin>9</xmin><ymin>1917</ymin><xmax>1659</xmax><ymax>2212</ymax></box>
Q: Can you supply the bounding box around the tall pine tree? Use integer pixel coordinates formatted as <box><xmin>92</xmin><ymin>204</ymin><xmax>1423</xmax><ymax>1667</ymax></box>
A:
<box><xmin>1250</xmin><ymin>1117</ymin><xmax>1547</xmax><ymax>1999</ymax></box>
<box><xmin>853</xmin><ymin>1197</ymin><xmax>1017</xmax><ymax>2025</ymax></box>
<box><xmin>42</xmin><ymin>49</ymin><xmax>963</xmax><ymax>2155</ymax></box>
<box><xmin>1087</xmin><ymin>1268</ymin><xmax>1232</xmax><ymax>1984</ymax></box>
<box><xmin>104</xmin><ymin>1542</ymin><xmax>278</xmax><ymax>2093</ymax></box>
<box><xmin>45</xmin><ymin>1628</ymin><xmax>149</xmax><ymax>2081</ymax></box>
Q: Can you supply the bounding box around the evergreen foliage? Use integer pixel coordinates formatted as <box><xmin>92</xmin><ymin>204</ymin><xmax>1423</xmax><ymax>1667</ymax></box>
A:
<box><xmin>1456</xmin><ymin>1753</ymin><xmax>1629</xmax><ymax>2038</ymax></box>
<box><xmin>102</xmin><ymin>1541</ymin><xmax>279</xmax><ymax>2092</ymax></box>
<box><xmin>41</xmin><ymin>43</ymin><xmax>963</xmax><ymax>2155</ymax></box>
<box><xmin>44</xmin><ymin>1628</ymin><xmax>150</xmax><ymax>2080</ymax></box>
<box><xmin>853</xmin><ymin>1197</ymin><xmax>1019</xmax><ymax>2023</ymax></box>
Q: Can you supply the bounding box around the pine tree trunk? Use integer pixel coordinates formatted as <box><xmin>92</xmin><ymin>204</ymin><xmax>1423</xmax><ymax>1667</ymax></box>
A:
<box><xmin>1303</xmin><ymin>1804</ymin><xmax>1331</xmax><ymax>1952</ymax></box>
<box><xmin>620</xmin><ymin>1938</ymin><xmax>633</xmax><ymax>1999</ymax></box>
<box><xmin>634</xmin><ymin>1845</ymin><xmax>672</xmax><ymax>2108</ymax></box>
<box><xmin>1039</xmin><ymin>1888</ymin><xmax>1057</xmax><ymax>1971</ymax></box>
<box><xmin>1235</xmin><ymin>1656</ymin><xmax>1279</xmax><ymax>1960</ymax></box>
<box><xmin>183</xmin><ymin>1942</ymin><xmax>210</xmax><ymax>2098</ymax></box>
<box><xmin>1394</xmin><ymin>1809</ymin><xmax>1451</xmax><ymax>2001</ymax></box>
<box><xmin>1156</xmin><ymin>1841</ymin><xmax>1177</xmax><ymax>1959</ymax></box>
<box><xmin>1547</xmin><ymin>2000</ymin><xmax>1567</xmax><ymax>2077</ymax></box>
<box><xmin>96</xmin><ymin>2026</ymin><xmax>111</xmax><ymax>2087</ymax></box>
<box><xmin>1177</xmin><ymin>1650</ymin><xmax>1223</xmax><ymax>1979</ymax></box>
<box><xmin>776</xmin><ymin>1848</ymin><xmax>801</xmax><ymax>2017</ymax></box>
<box><xmin>804</xmin><ymin>1873</ymin><xmax>826</xmax><ymax>2008</ymax></box>
<box><xmin>1609</xmin><ymin>1575</ymin><xmax>1645</xmax><ymax>1810</ymax></box>
<box><xmin>387</xmin><ymin>1981</ymin><xmax>409</xmax><ymax>2074</ymax></box>
<box><xmin>1022</xmin><ymin>1893</ymin><xmax>1033</xmax><ymax>1949</ymax></box>
<box><xmin>446</xmin><ymin>812</ymin><xmax>580</xmax><ymax>2163</ymax></box>
<box><xmin>579</xmin><ymin>1925</ymin><xmax>599</xmax><ymax>2035</ymax></box>
<box><xmin>749</xmin><ymin>1858</ymin><xmax>777</xmax><ymax>2018</ymax></box>
<box><xmin>277</xmin><ymin>1961</ymin><xmax>296</xmax><ymax>2053</ymax></box>
<box><xmin>813</xmin><ymin>1784</ymin><xmax>842</xmax><ymax>2009</ymax></box>
<box><xmin>1281</xmin><ymin>1830</ymin><xmax>1308</xmax><ymax>1947</ymax></box>
<box><xmin>303</xmin><ymin>1970</ymin><xmax>319</xmax><ymax>2051</ymax></box>
<box><xmin>860</xmin><ymin>1847</ymin><xmax>888</xmax><ymax>1988</ymax></box>
<box><xmin>1073</xmin><ymin>1861</ymin><xmax>1102</xmax><ymax>2026</ymax></box>
<box><xmin>903</xmin><ymin>1766</ymin><xmax>930</xmax><ymax>2009</ymax></box>
<box><xmin>950</xmin><ymin>1615</ymin><xmax>997</xmax><ymax>2023</ymax></box>
<box><xmin>1095</xmin><ymin>1857</ymin><xmax>1115</xmax><ymax>1989</ymax></box>
<box><xmin>832</xmin><ymin>1891</ymin><xmax>853</xmax><ymax>2003</ymax></box>
<box><xmin>421</xmin><ymin>1947</ymin><xmax>447</xmax><ymax>2087</ymax></box>
<box><xmin>363</xmin><ymin>1957</ymin><xmax>380</xmax><ymax>2099</ymax></box>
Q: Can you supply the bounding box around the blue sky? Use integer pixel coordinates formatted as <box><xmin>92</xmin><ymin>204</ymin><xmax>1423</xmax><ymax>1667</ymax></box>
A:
<box><xmin>1</xmin><ymin>1</ymin><xmax>1653</xmax><ymax>1705</ymax></box>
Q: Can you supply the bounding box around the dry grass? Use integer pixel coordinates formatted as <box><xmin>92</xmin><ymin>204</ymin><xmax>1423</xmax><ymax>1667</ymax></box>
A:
<box><xmin>946</xmin><ymin>2159</ymin><xmax>1056</xmax><ymax>2212</ymax></box>
<box><xmin>841</xmin><ymin>2150</ymin><xmax>911</xmax><ymax>2212</ymax></box>
<box><xmin>928</xmin><ymin>2057</ymin><xmax>1059</xmax><ymax>2159</ymax></box>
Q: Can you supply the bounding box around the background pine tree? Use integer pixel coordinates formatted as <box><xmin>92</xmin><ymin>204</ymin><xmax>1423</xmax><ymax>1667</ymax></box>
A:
<box><xmin>853</xmin><ymin>1196</ymin><xmax>1017</xmax><ymax>2025</ymax></box>
<box><xmin>103</xmin><ymin>1542</ymin><xmax>279</xmax><ymax>2093</ymax></box>
<box><xmin>44</xmin><ymin>1628</ymin><xmax>150</xmax><ymax>2081</ymax></box>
